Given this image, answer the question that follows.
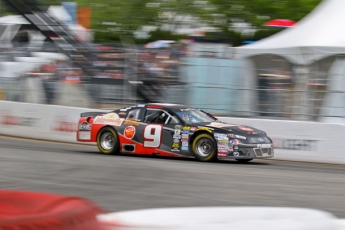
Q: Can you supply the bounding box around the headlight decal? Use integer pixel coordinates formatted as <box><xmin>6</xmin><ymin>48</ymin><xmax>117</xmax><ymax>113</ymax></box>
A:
<box><xmin>227</xmin><ymin>133</ymin><xmax>247</xmax><ymax>140</ymax></box>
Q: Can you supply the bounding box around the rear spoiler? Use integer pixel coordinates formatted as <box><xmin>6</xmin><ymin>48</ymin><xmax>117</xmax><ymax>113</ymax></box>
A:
<box><xmin>80</xmin><ymin>112</ymin><xmax>107</xmax><ymax>118</ymax></box>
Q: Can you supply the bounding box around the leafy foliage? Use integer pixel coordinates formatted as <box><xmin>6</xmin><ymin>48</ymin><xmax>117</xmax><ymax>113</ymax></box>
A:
<box><xmin>1</xmin><ymin>0</ymin><xmax>322</xmax><ymax>44</ymax></box>
<box><xmin>206</xmin><ymin>0</ymin><xmax>322</xmax><ymax>44</ymax></box>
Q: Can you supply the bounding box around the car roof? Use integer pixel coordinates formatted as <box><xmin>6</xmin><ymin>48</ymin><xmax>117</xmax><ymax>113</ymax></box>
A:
<box><xmin>136</xmin><ymin>103</ymin><xmax>189</xmax><ymax>110</ymax></box>
<box><xmin>116</xmin><ymin>103</ymin><xmax>201</xmax><ymax>114</ymax></box>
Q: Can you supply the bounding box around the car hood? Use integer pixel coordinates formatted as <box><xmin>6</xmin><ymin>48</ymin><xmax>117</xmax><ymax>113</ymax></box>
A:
<box><xmin>194</xmin><ymin>121</ymin><xmax>267</xmax><ymax>136</ymax></box>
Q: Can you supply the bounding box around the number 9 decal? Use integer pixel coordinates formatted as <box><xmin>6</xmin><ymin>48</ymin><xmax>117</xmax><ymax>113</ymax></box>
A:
<box><xmin>143</xmin><ymin>124</ymin><xmax>163</xmax><ymax>148</ymax></box>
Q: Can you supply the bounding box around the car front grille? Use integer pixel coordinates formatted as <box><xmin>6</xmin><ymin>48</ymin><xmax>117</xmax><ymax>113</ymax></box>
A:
<box><xmin>254</xmin><ymin>147</ymin><xmax>274</xmax><ymax>157</ymax></box>
<box><xmin>249</xmin><ymin>137</ymin><xmax>271</xmax><ymax>144</ymax></box>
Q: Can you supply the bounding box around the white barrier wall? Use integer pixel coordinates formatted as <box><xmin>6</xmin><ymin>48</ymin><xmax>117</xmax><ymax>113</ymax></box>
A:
<box><xmin>97</xmin><ymin>207</ymin><xmax>345</xmax><ymax>230</ymax></box>
<box><xmin>1</xmin><ymin>101</ymin><xmax>345</xmax><ymax>164</ymax></box>
<box><xmin>0</xmin><ymin>101</ymin><xmax>105</xmax><ymax>144</ymax></box>
<box><xmin>219</xmin><ymin>117</ymin><xmax>345</xmax><ymax>164</ymax></box>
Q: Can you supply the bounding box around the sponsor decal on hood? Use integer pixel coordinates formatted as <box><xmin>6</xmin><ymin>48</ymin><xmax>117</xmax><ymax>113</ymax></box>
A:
<box><xmin>238</xmin><ymin>126</ymin><xmax>254</xmax><ymax>132</ymax></box>
<box><xmin>207</xmin><ymin>122</ymin><xmax>236</xmax><ymax>128</ymax></box>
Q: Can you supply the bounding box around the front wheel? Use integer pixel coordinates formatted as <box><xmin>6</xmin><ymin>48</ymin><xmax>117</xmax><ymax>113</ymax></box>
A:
<box><xmin>236</xmin><ymin>159</ymin><xmax>253</xmax><ymax>163</ymax></box>
<box><xmin>192</xmin><ymin>133</ymin><xmax>217</xmax><ymax>162</ymax></box>
<box><xmin>97</xmin><ymin>127</ymin><xmax>120</xmax><ymax>155</ymax></box>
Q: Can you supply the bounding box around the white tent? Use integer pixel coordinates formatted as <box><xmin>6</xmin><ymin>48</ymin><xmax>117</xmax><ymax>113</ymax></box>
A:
<box><xmin>231</xmin><ymin>0</ymin><xmax>345</xmax><ymax>123</ymax></box>
<box><xmin>233</xmin><ymin>0</ymin><xmax>345</xmax><ymax>65</ymax></box>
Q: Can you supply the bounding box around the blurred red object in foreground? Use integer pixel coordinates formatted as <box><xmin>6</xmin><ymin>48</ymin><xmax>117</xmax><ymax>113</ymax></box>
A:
<box><xmin>264</xmin><ymin>19</ymin><xmax>297</xmax><ymax>28</ymax></box>
<box><xmin>0</xmin><ymin>190</ymin><xmax>109</xmax><ymax>230</ymax></box>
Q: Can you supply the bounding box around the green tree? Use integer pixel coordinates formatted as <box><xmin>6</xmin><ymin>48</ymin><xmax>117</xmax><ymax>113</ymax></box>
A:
<box><xmin>0</xmin><ymin>0</ymin><xmax>323</xmax><ymax>43</ymax></box>
<box><xmin>204</xmin><ymin>0</ymin><xmax>322</xmax><ymax>44</ymax></box>
<box><xmin>207</xmin><ymin>0</ymin><xmax>322</xmax><ymax>28</ymax></box>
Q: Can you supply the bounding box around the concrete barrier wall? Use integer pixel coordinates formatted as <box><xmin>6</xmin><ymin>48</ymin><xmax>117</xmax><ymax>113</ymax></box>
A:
<box><xmin>97</xmin><ymin>207</ymin><xmax>344</xmax><ymax>230</ymax></box>
<box><xmin>0</xmin><ymin>101</ymin><xmax>105</xmax><ymax>143</ymax></box>
<box><xmin>1</xmin><ymin>101</ymin><xmax>344</xmax><ymax>164</ymax></box>
<box><xmin>219</xmin><ymin>117</ymin><xmax>345</xmax><ymax>164</ymax></box>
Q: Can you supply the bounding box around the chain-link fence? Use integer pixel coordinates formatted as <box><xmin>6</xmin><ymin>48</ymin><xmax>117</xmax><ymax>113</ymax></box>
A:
<box><xmin>235</xmin><ymin>53</ymin><xmax>345</xmax><ymax>123</ymax></box>
<box><xmin>1</xmin><ymin>43</ymin><xmax>345</xmax><ymax>123</ymax></box>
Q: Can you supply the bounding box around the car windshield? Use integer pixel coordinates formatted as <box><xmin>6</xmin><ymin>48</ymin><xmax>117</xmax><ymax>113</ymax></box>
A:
<box><xmin>176</xmin><ymin>109</ymin><xmax>216</xmax><ymax>123</ymax></box>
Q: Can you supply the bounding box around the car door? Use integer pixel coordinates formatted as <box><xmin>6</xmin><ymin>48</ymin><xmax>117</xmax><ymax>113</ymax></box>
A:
<box><xmin>141</xmin><ymin>108</ymin><xmax>190</xmax><ymax>156</ymax></box>
<box><xmin>163</xmin><ymin>112</ymin><xmax>192</xmax><ymax>156</ymax></box>
<box><xmin>121</xmin><ymin>107</ymin><xmax>167</xmax><ymax>155</ymax></box>
<box><xmin>120</xmin><ymin>107</ymin><xmax>145</xmax><ymax>154</ymax></box>
<box><xmin>140</xmin><ymin>108</ymin><xmax>170</xmax><ymax>152</ymax></box>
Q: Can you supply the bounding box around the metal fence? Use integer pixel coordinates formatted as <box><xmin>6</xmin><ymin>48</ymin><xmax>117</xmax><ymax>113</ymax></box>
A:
<box><xmin>1</xmin><ymin>43</ymin><xmax>345</xmax><ymax>123</ymax></box>
<box><xmin>237</xmin><ymin>54</ymin><xmax>345</xmax><ymax>122</ymax></box>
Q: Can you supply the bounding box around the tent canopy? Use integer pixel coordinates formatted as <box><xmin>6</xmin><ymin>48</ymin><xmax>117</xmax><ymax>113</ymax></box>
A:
<box><xmin>233</xmin><ymin>0</ymin><xmax>345</xmax><ymax>65</ymax></box>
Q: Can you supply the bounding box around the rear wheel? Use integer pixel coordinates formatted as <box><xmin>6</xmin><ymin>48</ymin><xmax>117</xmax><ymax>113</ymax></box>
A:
<box><xmin>192</xmin><ymin>133</ymin><xmax>217</xmax><ymax>162</ymax></box>
<box><xmin>236</xmin><ymin>159</ymin><xmax>253</xmax><ymax>163</ymax></box>
<box><xmin>97</xmin><ymin>127</ymin><xmax>119</xmax><ymax>155</ymax></box>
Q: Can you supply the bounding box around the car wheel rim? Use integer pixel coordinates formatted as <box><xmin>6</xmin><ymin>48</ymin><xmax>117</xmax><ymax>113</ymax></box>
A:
<box><xmin>196</xmin><ymin>138</ymin><xmax>213</xmax><ymax>157</ymax></box>
<box><xmin>100</xmin><ymin>132</ymin><xmax>115</xmax><ymax>150</ymax></box>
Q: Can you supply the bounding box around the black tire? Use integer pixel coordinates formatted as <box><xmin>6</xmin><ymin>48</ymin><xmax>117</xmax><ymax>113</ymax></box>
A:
<box><xmin>192</xmin><ymin>133</ymin><xmax>217</xmax><ymax>162</ymax></box>
<box><xmin>97</xmin><ymin>127</ymin><xmax>120</xmax><ymax>155</ymax></box>
<box><xmin>236</xmin><ymin>159</ymin><xmax>253</xmax><ymax>163</ymax></box>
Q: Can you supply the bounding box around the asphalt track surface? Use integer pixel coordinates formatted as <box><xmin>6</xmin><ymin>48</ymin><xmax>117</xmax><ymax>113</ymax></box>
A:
<box><xmin>1</xmin><ymin>136</ymin><xmax>345</xmax><ymax>218</ymax></box>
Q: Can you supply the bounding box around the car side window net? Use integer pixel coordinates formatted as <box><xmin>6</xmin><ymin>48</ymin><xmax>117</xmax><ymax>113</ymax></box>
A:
<box><xmin>156</xmin><ymin>112</ymin><xmax>169</xmax><ymax>124</ymax></box>
<box><xmin>144</xmin><ymin>109</ymin><xmax>179</xmax><ymax>124</ymax></box>
<box><xmin>166</xmin><ymin>115</ymin><xmax>180</xmax><ymax>124</ymax></box>
<box><xmin>144</xmin><ymin>109</ymin><xmax>161</xmax><ymax>123</ymax></box>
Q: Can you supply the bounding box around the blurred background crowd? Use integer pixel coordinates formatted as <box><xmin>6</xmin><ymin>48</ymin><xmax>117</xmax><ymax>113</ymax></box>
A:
<box><xmin>1</xmin><ymin>0</ymin><xmax>345</xmax><ymax>123</ymax></box>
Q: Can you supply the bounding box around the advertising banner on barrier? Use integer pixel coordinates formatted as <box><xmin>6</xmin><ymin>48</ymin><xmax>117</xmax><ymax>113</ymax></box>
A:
<box><xmin>77</xmin><ymin>7</ymin><xmax>92</xmax><ymax>29</ymax></box>
<box><xmin>0</xmin><ymin>101</ymin><xmax>104</xmax><ymax>144</ymax></box>
<box><xmin>218</xmin><ymin>117</ymin><xmax>345</xmax><ymax>164</ymax></box>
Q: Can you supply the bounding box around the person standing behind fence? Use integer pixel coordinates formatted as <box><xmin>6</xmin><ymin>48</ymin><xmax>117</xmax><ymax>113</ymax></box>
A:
<box><xmin>41</xmin><ymin>63</ymin><xmax>58</xmax><ymax>104</ymax></box>
<box><xmin>0</xmin><ymin>86</ymin><xmax>3</xmax><ymax>100</ymax></box>
<box><xmin>63</xmin><ymin>69</ymin><xmax>81</xmax><ymax>83</ymax></box>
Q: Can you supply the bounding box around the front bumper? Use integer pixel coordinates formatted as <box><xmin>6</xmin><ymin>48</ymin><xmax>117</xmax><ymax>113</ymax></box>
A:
<box><xmin>218</xmin><ymin>143</ymin><xmax>274</xmax><ymax>159</ymax></box>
